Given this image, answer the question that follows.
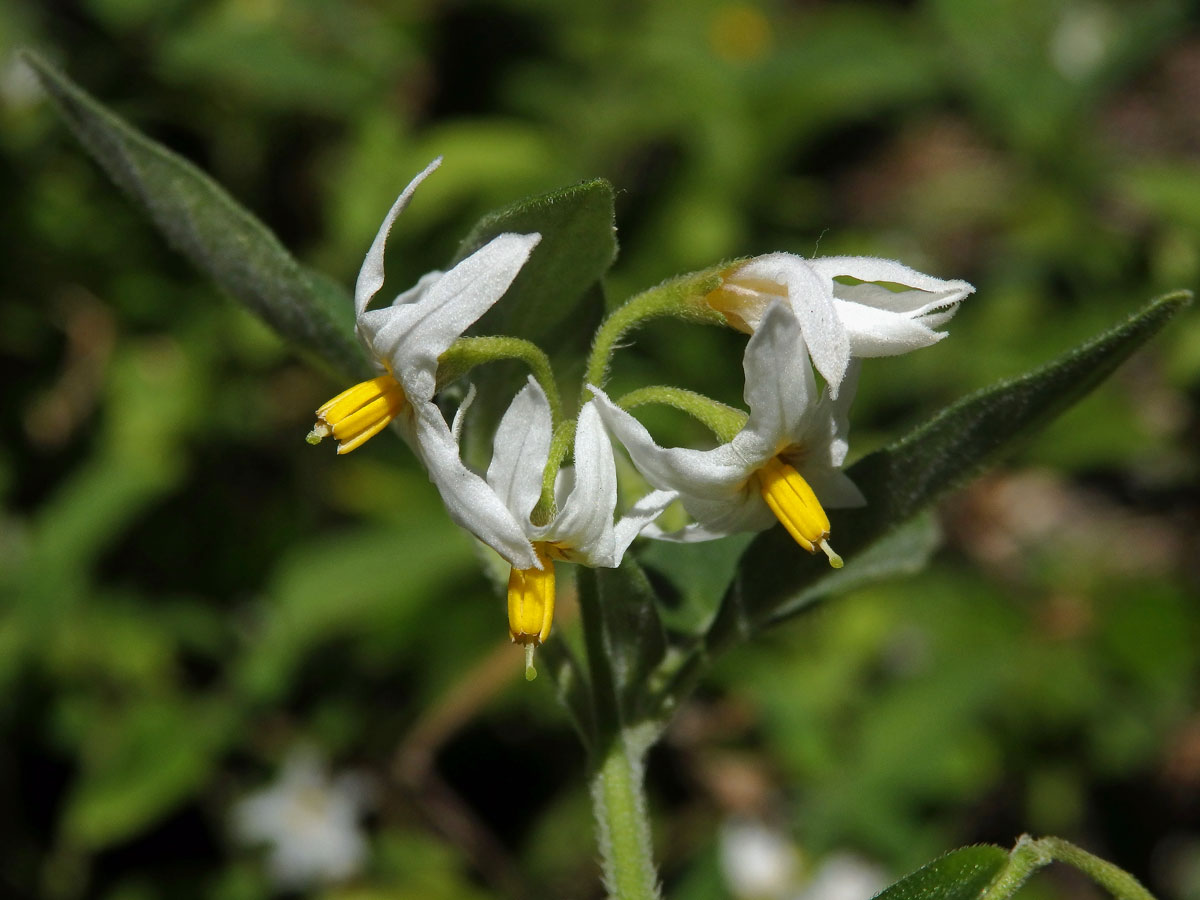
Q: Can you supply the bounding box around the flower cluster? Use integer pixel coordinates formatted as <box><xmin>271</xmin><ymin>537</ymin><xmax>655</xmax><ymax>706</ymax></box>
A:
<box><xmin>310</xmin><ymin>160</ymin><xmax>973</xmax><ymax>676</ymax></box>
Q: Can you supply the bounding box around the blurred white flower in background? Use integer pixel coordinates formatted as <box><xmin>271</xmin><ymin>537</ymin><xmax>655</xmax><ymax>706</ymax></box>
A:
<box><xmin>718</xmin><ymin>816</ymin><xmax>889</xmax><ymax>900</ymax></box>
<box><xmin>720</xmin><ymin>818</ymin><xmax>800</xmax><ymax>900</ymax></box>
<box><xmin>232</xmin><ymin>747</ymin><xmax>374</xmax><ymax>891</ymax></box>
<box><xmin>794</xmin><ymin>852</ymin><xmax>889</xmax><ymax>900</ymax></box>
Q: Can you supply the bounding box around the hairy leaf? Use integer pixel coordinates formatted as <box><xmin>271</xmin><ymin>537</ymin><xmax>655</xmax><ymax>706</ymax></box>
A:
<box><xmin>24</xmin><ymin>51</ymin><xmax>366</xmax><ymax>380</ymax></box>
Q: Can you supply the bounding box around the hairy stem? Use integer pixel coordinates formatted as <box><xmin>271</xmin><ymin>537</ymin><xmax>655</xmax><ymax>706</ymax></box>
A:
<box><xmin>582</xmin><ymin>268</ymin><xmax>727</xmax><ymax>401</ymax></box>
<box><xmin>589</xmin><ymin>736</ymin><xmax>661</xmax><ymax>900</ymax></box>
<box><xmin>982</xmin><ymin>835</ymin><xmax>1157</xmax><ymax>900</ymax></box>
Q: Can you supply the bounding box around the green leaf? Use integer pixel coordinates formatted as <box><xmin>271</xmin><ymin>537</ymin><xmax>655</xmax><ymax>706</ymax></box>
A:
<box><xmin>639</xmin><ymin>534</ymin><xmax>754</xmax><ymax>637</ymax></box>
<box><xmin>873</xmin><ymin>846</ymin><xmax>1009</xmax><ymax>900</ymax></box>
<box><xmin>577</xmin><ymin>561</ymin><xmax>669</xmax><ymax>736</ymax></box>
<box><xmin>454</xmin><ymin>180</ymin><xmax>617</xmax><ymax>346</ymax></box>
<box><xmin>709</xmin><ymin>291</ymin><xmax>1190</xmax><ymax>644</ymax></box>
<box><xmin>62</xmin><ymin>698</ymin><xmax>237</xmax><ymax>849</ymax></box>
<box><xmin>22</xmin><ymin>50</ymin><xmax>366</xmax><ymax>381</ymax></box>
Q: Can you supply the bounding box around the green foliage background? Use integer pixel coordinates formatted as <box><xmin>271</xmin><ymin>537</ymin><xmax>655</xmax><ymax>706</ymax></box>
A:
<box><xmin>2</xmin><ymin>1</ymin><xmax>1198</xmax><ymax>898</ymax></box>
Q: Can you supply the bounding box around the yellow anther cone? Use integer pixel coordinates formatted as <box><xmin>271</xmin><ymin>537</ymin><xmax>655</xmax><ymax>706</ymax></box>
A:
<box><xmin>507</xmin><ymin>545</ymin><xmax>556</xmax><ymax>680</ymax></box>
<box><xmin>757</xmin><ymin>457</ymin><xmax>842</xmax><ymax>568</ymax></box>
<box><xmin>309</xmin><ymin>374</ymin><xmax>407</xmax><ymax>454</ymax></box>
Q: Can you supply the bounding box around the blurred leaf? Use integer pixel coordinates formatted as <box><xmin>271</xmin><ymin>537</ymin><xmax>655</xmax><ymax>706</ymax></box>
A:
<box><xmin>873</xmin><ymin>846</ymin><xmax>1008</xmax><ymax>900</ymax></box>
<box><xmin>767</xmin><ymin>512</ymin><xmax>941</xmax><ymax>626</ymax></box>
<box><xmin>237</xmin><ymin>517</ymin><xmax>476</xmax><ymax>701</ymax></box>
<box><xmin>62</xmin><ymin>698</ymin><xmax>237</xmax><ymax>849</ymax></box>
<box><xmin>709</xmin><ymin>291</ymin><xmax>1189</xmax><ymax>644</ymax></box>
<box><xmin>22</xmin><ymin>51</ymin><xmax>366</xmax><ymax>380</ymax></box>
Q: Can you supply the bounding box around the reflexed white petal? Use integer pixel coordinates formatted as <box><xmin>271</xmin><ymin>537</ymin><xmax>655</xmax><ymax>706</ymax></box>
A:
<box><xmin>363</xmin><ymin>232</ymin><xmax>541</xmax><ymax>401</ymax></box>
<box><xmin>543</xmin><ymin>401</ymin><xmax>616</xmax><ymax>557</ymax></box>
<box><xmin>741</xmin><ymin>302</ymin><xmax>816</xmax><ymax>450</ymax></box>
<box><xmin>591</xmin><ymin>388</ymin><xmax>755</xmax><ymax>499</ymax></box>
<box><xmin>735</xmin><ymin>253</ymin><xmax>849</xmax><ymax>394</ymax></box>
<box><xmin>486</xmin><ymin>378</ymin><xmax>552</xmax><ymax>524</ymax></box>
<box><xmin>354</xmin><ymin>157</ymin><xmax>442</xmax><ymax>317</ymax></box>
<box><xmin>809</xmin><ymin>255</ymin><xmax>975</xmax><ymax>311</ymax></box>
<box><xmin>390</xmin><ymin>269</ymin><xmax>443</xmax><ymax>308</ymax></box>
<box><xmin>641</xmin><ymin>492</ymin><xmax>774</xmax><ymax>542</ymax></box>
<box><xmin>833</xmin><ymin>299</ymin><xmax>948</xmax><ymax>357</ymax></box>
<box><xmin>826</xmin><ymin>360</ymin><xmax>859</xmax><ymax>467</ymax></box>
<box><xmin>411</xmin><ymin>402</ymin><xmax>538</xmax><ymax>570</ymax></box>
<box><xmin>608</xmin><ymin>489</ymin><xmax>679</xmax><ymax>560</ymax></box>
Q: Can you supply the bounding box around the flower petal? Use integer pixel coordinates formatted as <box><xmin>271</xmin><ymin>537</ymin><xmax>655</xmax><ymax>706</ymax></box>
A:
<box><xmin>734</xmin><ymin>253</ymin><xmax>849</xmax><ymax>393</ymax></box>
<box><xmin>364</xmin><ymin>232</ymin><xmax>541</xmax><ymax>401</ymax></box>
<box><xmin>802</xmin><ymin>467</ymin><xmax>866</xmax><ymax>508</ymax></box>
<box><xmin>832</xmin><ymin>299</ymin><xmax>949</xmax><ymax>357</ymax></box>
<box><xmin>486</xmin><ymin>377</ymin><xmax>552</xmax><ymax>524</ymax></box>
<box><xmin>608</xmin><ymin>489</ymin><xmax>679</xmax><ymax>560</ymax></box>
<box><xmin>543</xmin><ymin>401</ymin><xmax>617</xmax><ymax>558</ymax></box>
<box><xmin>741</xmin><ymin>302</ymin><xmax>817</xmax><ymax>453</ymax></box>
<box><xmin>411</xmin><ymin>402</ymin><xmax>538</xmax><ymax>570</ymax></box>
<box><xmin>806</xmin><ymin>256</ymin><xmax>974</xmax><ymax>316</ymax></box>
<box><xmin>355</xmin><ymin>158</ymin><xmax>442</xmax><ymax>317</ymax></box>
<box><xmin>590</xmin><ymin>387</ymin><xmax>754</xmax><ymax>500</ymax></box>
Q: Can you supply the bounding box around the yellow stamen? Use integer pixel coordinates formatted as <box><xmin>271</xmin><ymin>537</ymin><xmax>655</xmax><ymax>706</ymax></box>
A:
<box><xmin>757</xmin><ymin>456</ymin><xmax>843</xmax><ymax>568</ymax></box>
<box><xmin>507</xmin><ymin>544</ymin><xmax>556</xmax><ymax>678</ymax></box>
<box><xmin>308</xmin><ymin>374</ymin><xmax>407</xmax><ymax>454</ymax></box>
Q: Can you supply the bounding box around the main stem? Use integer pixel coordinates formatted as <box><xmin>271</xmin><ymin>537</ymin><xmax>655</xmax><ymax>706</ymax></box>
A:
<box><xmin>589</xmin><ymin>737</ymin><xmax>661</xmax><ymax>900</ymax></box>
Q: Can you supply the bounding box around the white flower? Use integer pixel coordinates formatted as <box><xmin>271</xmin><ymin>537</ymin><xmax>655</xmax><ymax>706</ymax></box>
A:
<box><xmin>232</xmin><ymin>748</ymin><xmax>373</xmax><ymax>891</ymax></box>
<box><xmin>705</xmin><ymin>252</ymin><xmax>974</xmax><ymax>394</ymax></box>
<box><xmin>309</xmin><ymin>157</ymin><xmax>545</xmax><ymax>570</ymax></box>
<box><xmin>479</xmin><ymin>377</ymin><xmax>675</xmax><ymax>672</ymax></box>
<box><xmin>592</xmin><ymin>301</ymin><xmax>863</xmax><ymax>566</ymax></box>
<box><xmin>719</xmin><ymin>818</ymin><xmax>800</xmax><ymax>900</ymax></box>
<box><xmin>310</xmin><ymin>157</ymin><xmax>541</xmax><ymax>452</ymax></box>
<box><xmin>793</xmin><ymin>853</ymin><xmax>889</xmax><ymax>900</ymax></box>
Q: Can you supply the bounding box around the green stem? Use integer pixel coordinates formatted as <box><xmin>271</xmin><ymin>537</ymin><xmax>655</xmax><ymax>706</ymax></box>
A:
<box><xmin>981</xmin><ymin>835</ymin><xmax>1157</xmax><ymax>900</ymax></box>
<box><xmin>582</xmin><ymin>268</ymin><xmax>728</xmax><ymax>401</ymax></box>
<box><xmin>531</xmin><ymin>419</ymin><xmax>576</xmax><ymax>525</ymax></box>
<box><xmin>437</xmin><ymin>336</ymin><xmax>563</xmax><ymax>425</ymax></box>
<box><xmin>589</xmin><ymin>737</ymin><xmax>661</xmax><ymax>900</ymax></box>
<box><xmin>618</xmin><ymin>385</ymin><xmax>747</xmax><ymax>443</ymax></box>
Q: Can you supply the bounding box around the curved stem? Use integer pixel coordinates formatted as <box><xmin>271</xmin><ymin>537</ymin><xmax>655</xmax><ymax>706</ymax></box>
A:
<box><xmin>582</xmin><ymin>268</ymin><xmax>727</xmax><ymax>402</ymax></box>
<box><xmin>617</xmin><ymin>385</ymin><xmax>747</xmax><ymax>443</ymax></box>
<box><xmin>438</xmin><ymin>336</ymin><xmax>563</xmax><ymax>426</ymax></box>
<box><xmin>981</xmin><ymin>835</ymin><xmax>1157</xmax><ymax>900</ymax></box>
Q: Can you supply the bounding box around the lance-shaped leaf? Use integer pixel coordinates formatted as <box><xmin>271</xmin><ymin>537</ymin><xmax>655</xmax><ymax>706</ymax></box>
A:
<box><xmin>703</xmin><ymin>291</ymin><xmax>1190</xmax><ymax>648</ymax></box>
<box><xmin>22</xmin><ymin>51</ymin><xmax>366</xmax><ymax>380</ymax></box>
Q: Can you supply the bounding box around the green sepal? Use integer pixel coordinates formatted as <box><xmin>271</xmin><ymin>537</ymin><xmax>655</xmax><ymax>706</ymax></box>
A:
<box><xmin>22</xmin><ymin>50</ymin><xmax>367</xmax><ymax>382</ymax></box>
